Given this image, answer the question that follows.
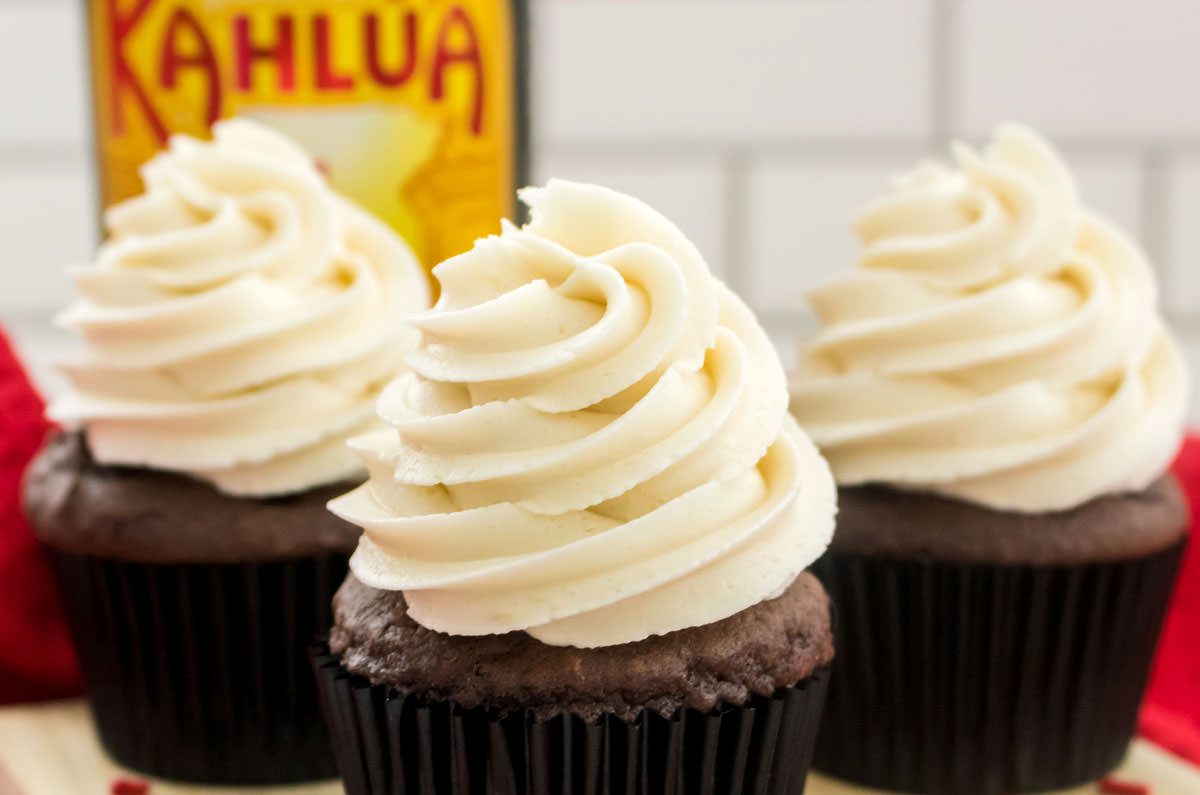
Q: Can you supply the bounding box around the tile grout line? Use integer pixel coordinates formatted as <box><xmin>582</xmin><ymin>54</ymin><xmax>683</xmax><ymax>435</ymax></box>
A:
<box><xmin>0</xmin><ymin>142</ymin><xmax>89</xmax><ymax>171</ymax></box>
<box><xmin>477</xmin><ymin>136</ymin><xmax>1200</xmax><ymax>162</ymax></box>
<box><xmin>721</xmin><ymin>147</ymin><xmax>749</xmax><ymax>294</ymax></box>
<box><xmin>930</xmin><ymin>0</ymin><xmax>957</xmax><ymax>147</ymax></box>
<box><xmin>1142</xmin><ymin>146</ymin><xmax>1168</xmax><ymax>262</ymax></box>
<box><xmin>1140</xmin><ymin>145</ymin><xmax>1179</xmax><ymax>315</ymax></box>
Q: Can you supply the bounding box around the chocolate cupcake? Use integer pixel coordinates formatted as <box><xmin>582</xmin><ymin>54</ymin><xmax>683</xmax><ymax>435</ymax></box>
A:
<box><xmin>22</xmin><ymin>120</ymin><xmax>430</xmax><ymax>784</ymax></box>
<box><xmin>789</xmin><ymin>124</ymin><xmax>1190</xmax><ymax>793</ymax></box>
<box><xmin>313</xmin><ymin>180</ymin><xmax>839</xmax><ymax>793</ymax></box>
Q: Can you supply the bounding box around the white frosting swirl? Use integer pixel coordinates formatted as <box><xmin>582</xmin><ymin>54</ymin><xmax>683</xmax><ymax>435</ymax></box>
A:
<box><xmin>789</xmin><ymin>124</ymin><xmax>1188</xmax><ymax>512</ymax></box>
<box><xmin>50</xmin><ymin>120</ymin><xmax>431</xmax><ymax>496</ymax></box>
<box><xmin>332</xmin><ymin>180</ymin><xmax>836</xmax><ymax>648</ymax></box>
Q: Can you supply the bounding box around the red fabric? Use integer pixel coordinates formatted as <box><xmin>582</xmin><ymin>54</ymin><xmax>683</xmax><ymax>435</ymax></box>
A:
<box><xmin>0</xmin><ymin>329</ymin><xmax>80</xmax><ymax>704</ymax></box>
<box><xmin>1139</xmin><ymin>434</ymin><xmax>1200</xmax><ymax>762</ymax></box>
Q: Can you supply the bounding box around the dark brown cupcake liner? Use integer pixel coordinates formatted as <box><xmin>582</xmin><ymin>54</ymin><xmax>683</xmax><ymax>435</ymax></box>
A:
<box><xmin>810</xmin><ymin>539</ymin><xmax>1185</xmax><ymax>794</ymax></box>
<box><xmin>311</xmin><ymin>642</ymin><xmax>829</xmax><ymax>795</ymax></box>
<box><xmin>48</xmin><ymin>548</ymin><xmax>348</xmax><ymax>784</ymax></box>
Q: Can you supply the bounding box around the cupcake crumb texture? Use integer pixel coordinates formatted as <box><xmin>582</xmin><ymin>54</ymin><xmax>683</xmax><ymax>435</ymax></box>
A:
<box><xmin>329</xmin><ymin>570</ymin><xmax>834</xmax><ymax>722</ymax></box>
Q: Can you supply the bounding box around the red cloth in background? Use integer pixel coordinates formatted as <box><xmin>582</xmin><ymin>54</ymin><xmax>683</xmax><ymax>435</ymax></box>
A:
<box><xmin>0</xmin><ymin>330</ymin><xmax>80</xmax><ymax>704</ymax></box>
<box><xmin>1139</xmin><ymin>438</ymin><xmax>1200</xmax><ymax>762</ymax></box>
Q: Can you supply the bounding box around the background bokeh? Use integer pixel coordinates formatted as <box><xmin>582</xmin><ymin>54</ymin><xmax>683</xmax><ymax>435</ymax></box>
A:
<box><xmin>3</xmin><ymin>0</ymin><xmax>1200</xmax><ymax>413</ymax></box>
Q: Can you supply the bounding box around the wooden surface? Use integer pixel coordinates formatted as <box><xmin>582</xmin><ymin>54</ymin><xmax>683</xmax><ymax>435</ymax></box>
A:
<box><xmin>0</xmin><ymin>700</ymin><xmax>342</xmax><ymax>795</ymax></box>
<box><xmin>809</xmin><ymin>742</ymin><xmax>1200</xmax><ymax>794</ymax></box>
<box><xmin>1</xmin><ymin>699</ymin><xmax>1197</xmax><ymax>794</ymax></box>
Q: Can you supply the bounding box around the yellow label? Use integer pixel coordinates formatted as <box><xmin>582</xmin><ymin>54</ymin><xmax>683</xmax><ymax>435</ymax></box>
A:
<box><xmin>86</xmin><ymin>0</ymin><xmax>516</xmax><ymax>268</ymax></box>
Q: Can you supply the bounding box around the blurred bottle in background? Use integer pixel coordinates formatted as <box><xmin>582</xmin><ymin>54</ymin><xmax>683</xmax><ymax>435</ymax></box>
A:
<box><xmin>83</xmin><ymin>0</ymin><xmax>529</xmax><ymax>268</ymax></box>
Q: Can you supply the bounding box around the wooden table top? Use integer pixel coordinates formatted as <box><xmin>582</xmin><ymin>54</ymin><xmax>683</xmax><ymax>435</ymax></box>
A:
<box><xmin>1</xmin><ymin>699</ymin><xmax>1197</xmax><ymax>794</ymax></box>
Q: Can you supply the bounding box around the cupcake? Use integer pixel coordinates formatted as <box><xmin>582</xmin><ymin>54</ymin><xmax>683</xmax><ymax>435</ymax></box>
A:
<box><xmin>789</xmin><ymin>124</ymin><xmax>1189</xmax><ymax>793</ymax></box>
<box><xmin>311</xmin><ymin>180</ymin><xmax>838</xmax><ymax>793</ymax></box>
<box><xmin>22</xmin><ymin>120</ymin><xmax>430</xmax><ymax>784</ymax></box>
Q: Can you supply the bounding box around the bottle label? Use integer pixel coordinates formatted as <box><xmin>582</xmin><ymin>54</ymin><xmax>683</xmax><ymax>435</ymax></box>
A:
<box><xmin>87</xmin><ymin>0</ymin><xmax>515</xmax><ymax>267</ymax></box>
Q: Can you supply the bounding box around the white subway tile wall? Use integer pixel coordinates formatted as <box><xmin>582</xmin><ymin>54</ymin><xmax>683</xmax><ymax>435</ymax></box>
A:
<box><xmin>957</xmin><ymin>0</ymin><xmax>1200</xmax><ymax>138</ymax></box>
<box><xmin>1166</xmin><ymin>153</ymin><xmax>1200</xmax><ymax>317</ymax></box>
<box><xmin>535</xmin><ymin>0</ymin><xmax>935</xmax><ymax>142</ymax></box>
<box><xmin>744</xmin><ymin>149</ymin><xmax>920</xmax><ymax>315</ymax></box>
<box><xmin>2</xmin><ymin>0</ymin><xmax>1199</xmax><ymax>384</ymax></box>
<box><xmin>0</xmin><ymin>3</ymin><xmax>88</xmax><ymax>147</ymax></box>
<box><xmin>0</xmin><ymin>162</ymin><xmax>94</xmax><ymax>311</ymax></box>
<box><xmin>1059</xmin><ymin>149</ymin><xmax>1147</xmax><ymax>245</ymax></box>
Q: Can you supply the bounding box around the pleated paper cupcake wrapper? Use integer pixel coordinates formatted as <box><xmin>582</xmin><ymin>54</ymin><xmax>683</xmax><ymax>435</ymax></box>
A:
<box><xmin>810</xmin><ymin>539</ymin><xmax>1185</xmax><ymax>795</ymax></box>
<box><xmin>311</xmin><ymin>644</ymin><xmax>830</xmax><ymax>795</ymax></box>
<box><xmin>49</xmin><ymin>549</ymin><xmax>348</xmax><ymax>785</ymax></box>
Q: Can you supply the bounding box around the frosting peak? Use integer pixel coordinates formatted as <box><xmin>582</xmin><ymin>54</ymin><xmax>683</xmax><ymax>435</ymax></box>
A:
<box><xmin>790</xmin><ymin>124</ymin><xmax>1188</xmax><ymax>512</ymax></box>
<box><xmin>51</xmin><ymin>119</ymin><xmax>431</xmax><ymax>496</ymax></box>
<box><xmin>333</xmin><ymin>180</ymin><xmax>836</xmax><ymax>648</ymax></box>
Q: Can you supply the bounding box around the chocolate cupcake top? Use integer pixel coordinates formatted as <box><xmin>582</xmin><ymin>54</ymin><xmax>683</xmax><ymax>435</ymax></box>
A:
<box><xmin>833</xmin><ymin>476</ymin><xmax>1187</xmax><ymax>564</ymax></box>
<box><xmin>331</xmin><ymin>180</ymin><xmax>837</xmax><ymax>649</ymax></box>
<box><xmin>332</xmin><ymin>571</ymin><xmax>834</xmax><ymax>721</ymax></box>
<box><xmin>26</xmin><ymin>431</ymin><xmax>360</xmax><ymax>563</ymax></box>
<box><xmin>789</xmin><ymin>125</ymin><xmax>1188</xmax><ymax>513</ymax></box>
<box><xmin>49</xmin><ymin>120</ymin><xmax>430</xmax><ymax>497</ymax></box>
